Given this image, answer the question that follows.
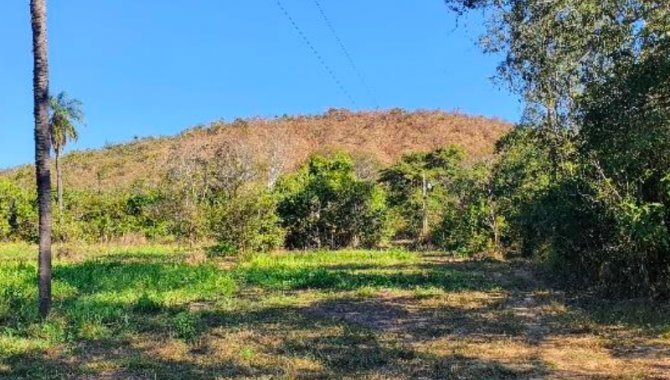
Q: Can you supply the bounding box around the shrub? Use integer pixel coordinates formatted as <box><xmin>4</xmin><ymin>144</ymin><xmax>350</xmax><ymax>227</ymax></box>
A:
<box><xmin>490</xmin><ymin>127</ymin><xmax>564</xmax><ymax>256</ymax></box>
<box><xmin>53</xmin><ymin>189</ymin><xmax>168</xmax><ymax>243</ymax></box>
<box><xmin>208</xmin><ymin>188</ymin><xmax>284</xmax><ymax>254</ymax></box>
<box><xmin>491</xmin><ymin>123</ymin><xmax>670</xmax><ymax>297</ymax></box>
<box><xmin>433</xmin><ymin>162</ymin><xmax>502</xmax><ymax>255</ymax></box>
<box><xmin>171</xmin><ymin>311</ymin><xmax>200</xmax><ymax>341</ymax></box>
<box><xmin>379</xmin><ymin>146</ymin><xmax>465</xmax><ymax>243</ymax></box>
<box><xmin>275</xmin><ymin>153</ymin><xmax>389</xmax><ymax>249</ymax></box>
<box><xmin>0</xmin><ymin>179</ymin><xmax>37</xmax><ymax>242</ymax></box>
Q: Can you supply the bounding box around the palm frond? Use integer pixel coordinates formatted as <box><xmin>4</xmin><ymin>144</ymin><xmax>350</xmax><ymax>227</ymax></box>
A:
<box><xmin>48</xmin><ymin>91</ymin><xmax>85</xmax><ymax>152</ymax></box>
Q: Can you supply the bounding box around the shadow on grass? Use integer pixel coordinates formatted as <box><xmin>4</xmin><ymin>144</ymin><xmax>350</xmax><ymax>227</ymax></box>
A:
<box><xmin>191</xmin><ymin>298</ymin><xmax>551</xmax><ymax>378</ymax></box>
<box><xmin>1</xmin><ymin>343</ymin><xmax>284</xmax><ymax>380</ymax></box>
<box><xmin>2</xmin><ymin>253</ymin><xmax>670</xmax><ymax>378</ymax></box>
<box><xmin>237</xmin><ymin>264</ymin><xmax>507</xmax><ymax>293</ymax></box>
<box><xmin>53</xmin><ymin>260</ymin><xmax>233</xmax><ymax>295</ymax></box>
<box><xmin>2</xmin><ymin>302</ymin><xmax>548</xmax><ymax>379</ymax></box>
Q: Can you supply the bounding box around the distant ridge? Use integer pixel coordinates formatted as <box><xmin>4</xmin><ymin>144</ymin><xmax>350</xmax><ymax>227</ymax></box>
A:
<box><xmin>2</xmin><ymin>109</ymin><xmax>511</xmax><ymax>191</ymax></box>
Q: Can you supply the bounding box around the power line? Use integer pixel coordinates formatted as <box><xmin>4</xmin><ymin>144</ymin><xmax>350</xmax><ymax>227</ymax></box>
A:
<box><xmin>312</xmin><ymin>0</ymin><xmax>379</xmax><ymax>108</ymax></box>
<box><xmin>274</xmin><ymin>0</ymin><xmax>357</xmax><ymax>107</ymax></box>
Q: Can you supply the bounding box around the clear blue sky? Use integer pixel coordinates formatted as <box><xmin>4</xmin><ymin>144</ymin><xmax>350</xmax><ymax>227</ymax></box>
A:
<box><xmin>0</xmin><ymin>0</ymin><xmax>521</xmax><ymax>169</ymax></box>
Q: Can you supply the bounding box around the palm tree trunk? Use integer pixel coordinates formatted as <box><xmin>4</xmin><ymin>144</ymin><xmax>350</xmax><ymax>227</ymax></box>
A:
<box><xmin>31</xmin><ymin>0</ymin><xmax>53</xmax><ymax>318</ymax></box>
<box><xmin>56</xmin><ymin>148</ymin><xmax>63</xmax><ymax>212</ymax></box>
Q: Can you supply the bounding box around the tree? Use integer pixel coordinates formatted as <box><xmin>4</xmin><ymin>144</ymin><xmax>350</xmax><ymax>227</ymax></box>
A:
<box><xmin>379</xmin><ymin>146</ymin><xmax>465</xmax><ymax>244</ymax></box>
<box><xmin>275</xmin><ymin>154</ymin><xmax>389</xmax><ymax>249</ymax></box>
<box><xmin>445</xmin><ymin>0</ymin><xmax>667</xmax><ymax>129</ymax></box>
<box><xmin>49</xmin><ymin>92</ymin><xmax>84</xmax><ymax>212</ymax></box>
<box><xmin>159</xmin><ymin>151</ymin><xmax>209</xmax><ymax>245</ymax></box>
<box><xmin>30</xmin><ymin>0</ymin><xmax>53</xmax><ymax>318</ymax></box>
<box><xmin>444</xmin><ymin>0</ymin><xmax>669</xmax><ymax>175</ymax></box>
<box><xmin>575</xmin><ymin>41</ymin><xmax>670</xmax><ymax>296</ymax></box>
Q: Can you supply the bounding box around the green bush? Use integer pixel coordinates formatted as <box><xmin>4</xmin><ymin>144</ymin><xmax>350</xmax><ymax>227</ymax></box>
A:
<box><xmin>491</xmin><ymin>120</ymin><xmax>670</xmax><ymax>297</ymax></box>
<box><xmin>571</xmin><ymin>46</ymin><xmax>670</xmax><ymax>297</ymax></box>
<box><xmin>53</xmin><ymin>189</ymin><xmax>168</xmax><ymax>243</ymax></box>
<box><xmin>275</xmin><ymin>153</ymin><xmax>389</xmax><ymax>249</ymax></box>
<box><xmin>0</xmin><ymin>179</ymin><xmax>37</xmax><ymax>242</ymax></box>
<box><xmin>208</xmin><ymin>188</ymin><xmax>284</xmax><ymax>253</ymax></box>
<box><xmin>490</xmin><ymin>127</ymin><xmax>561</xmax><ymax>256</ymax></box>
<box><xmin>379</xmin><ymin>146</ymin><xmax>465</xmax><ymax>243</ymax></box>
<box><xmin>379</xmin><ymin>145</ymin><xmax>500</xmax><ymax>255</ymax></box>
<box><xmin>171</xmin><ymin>311</ymin><xmax>200</xmax><ymax>341</ymax></box>
<box><xmin>433</xmin><ymin>162</ymin><xmax>502</xmax><ymax>255</ymax></box>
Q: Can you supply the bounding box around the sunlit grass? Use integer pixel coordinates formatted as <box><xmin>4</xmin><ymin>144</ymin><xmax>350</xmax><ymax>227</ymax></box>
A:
<box><xmin>1</xmin><ymin>244</ymin><xmax>669</xmax><ymax>379</ymax></box>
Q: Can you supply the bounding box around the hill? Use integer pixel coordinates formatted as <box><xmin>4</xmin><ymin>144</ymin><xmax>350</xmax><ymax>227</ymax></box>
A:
<box><xmin>1</xmin><ymin>109</ymin><xmax>511</xmax><ymax>191</ymax></box>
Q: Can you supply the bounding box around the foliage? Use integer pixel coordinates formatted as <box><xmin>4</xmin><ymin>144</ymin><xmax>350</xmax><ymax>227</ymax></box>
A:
<box><xmin>573</xmin><ymin>43</ymin><xmax>670</xmax><ymax>297</ymax></box>
<box><xmin>444</xmin><ymin>0</ymin><xmax>670</xmax><ymax>297</ymax></box>
<box><xmin>0</xmin><ymin>180</ymin><xmax>37</xmax><ymax>242</ymax></box>
<box><xmin>445</xmin><ymin>0</ymin><xmax>668</xmax><ymax>129</ymax></box>
<box><xmin>489</xmin><ymin>127</ymin><xmax>564</xmax><ymax>255</ymax></box>
<box><xmin>275</xmin><ymin>154</ymin><xmax>389</xmax><ymax>249</ymax></box>
<box><xmin>379</xmin><ymin>145</ymin><xmax>500</xmax><ymax>255</ymax></box>
<box><xmin>433</xmin><ymin>161</ymin><xmax>502</xmax><ymax>255</ymax></box>
<box><xmin>491</xmin><ymin>119</ymin><xmax>670</xmax><ymax>297</ymax></box>
<box><xmin>49</xmin><ymin>92</ymin><xmax>84</xmax><ymax>154</ymax></box>
<box><xmin>207</xmin><ymin>188</ymin><xmax>284</xmax><ymax>254</ymax></box>
<box><xmin>52</xmin><ymin>189</ymin><xmax>167</xmax><ymax>243</ymax></box>
<box><xmin>379</xmin><ymin>146</ymin><xmax>464</xmax><ymax>242</ymax></box>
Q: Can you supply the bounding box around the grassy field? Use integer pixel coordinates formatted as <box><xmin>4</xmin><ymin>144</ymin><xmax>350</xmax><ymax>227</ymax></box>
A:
<box><xmin>1</xmin><ymin>244</ymin><xmax>669</xmax><ymax>379</ymax></box>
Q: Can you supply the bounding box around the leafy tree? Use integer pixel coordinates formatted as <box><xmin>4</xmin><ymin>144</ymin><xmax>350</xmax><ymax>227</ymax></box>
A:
<box><xmin>491</xmin><ymin>127</ymin><xmax>576</xmax><ymax>255</ymax></box>
<box><xmin>275</xmin><ymin>154</ymin><xmax>389</xmax><ymax>249</ymax></box>
<box><xmin>445</xmin><ymin>0</ymin><xmax>670</xmax><ymax>179</ymax></box>
<box><xmin>49</xmin><ymin>92</ymin><xmax>84</xmax><ymax>212</ymax></box>
<box><xmin>434</xmin><ymin>161</ymin><xmax>504</xmax><ymax>255</ymax></box>
<box><xmin>445</xmin><ymin>0</ymin><xmax>667</xmax><ymax>128</ymax></box>
<box><xmin>444</xmin><ymin>0</ymin><xmax>670</xmax><ymax>296</ymax></box>
<box><xmin>208</xmin><ymin>188</ymin><xmax>284</xmax><ymax>254</ymax></box>
<box><xmin>379</xmin><ymin>146</ymin><xmax>465</xmax><ymax>244</ymax></box>
<box><xmin>574</xmin><ymin>41</ymin><xmax>670</xmax><ymax>296</ymax></box>
<box><xmin>579</xmin><ymin>41</ymin><xmax>670</xmax><ymax>203</ymax></box>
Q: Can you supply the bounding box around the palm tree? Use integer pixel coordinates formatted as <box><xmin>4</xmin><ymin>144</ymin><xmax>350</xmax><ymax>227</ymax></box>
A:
<box><xmin>30</xmin><ymin>0</ymin><xmax>53</xmax><ymax>317</ymax></box>
<box><xmin>49</xmin><ymin>92</ymin><xmax>84</xmax><ymax>212</ymax></box>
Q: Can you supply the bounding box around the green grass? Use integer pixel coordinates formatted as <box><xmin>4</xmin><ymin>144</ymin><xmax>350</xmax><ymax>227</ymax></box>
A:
<box><xmin>1</xmin><ymin>247</ymin><xmax>422</xmax><ymax>348</ymax></box>
<box><xmin>0</xmin><ymin>245</ymin><xmax>236</xmax><ymax>346</ymax></box>
<box><xmin>237</xmin><ymin>250</ymin><xmax>495</xmax><ymax>292</ymax></box>
<box><xmin>0</xmin><ymin>244</ymin><xmax>669</xmax><ymax>379</ymax></box>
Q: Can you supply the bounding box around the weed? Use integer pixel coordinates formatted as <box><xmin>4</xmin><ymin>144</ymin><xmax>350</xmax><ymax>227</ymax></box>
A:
<box><xmin>171</xmin><ymin>312</ymin><xmax>200</xmax><ymax>341</ymax></box>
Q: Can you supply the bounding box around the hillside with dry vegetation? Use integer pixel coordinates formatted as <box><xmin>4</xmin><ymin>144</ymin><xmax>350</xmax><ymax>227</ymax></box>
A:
<box><xmin>1</xmin><ymin>109</ymin><xmax>510</xmax><ymax>191</ymax></box>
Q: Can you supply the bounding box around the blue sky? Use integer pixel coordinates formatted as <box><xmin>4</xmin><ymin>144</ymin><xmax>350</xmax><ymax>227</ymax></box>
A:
<box><xmin>0</xmin><ymin>1</ymin><xmax>521</xmax><ymax>169</ymax></box>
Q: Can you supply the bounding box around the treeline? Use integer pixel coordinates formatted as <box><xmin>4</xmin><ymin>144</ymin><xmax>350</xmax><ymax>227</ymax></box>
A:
<box><xmin>0</xmin><ymin>146</ymin><xmax>496</xmax><ymax>254</ymax></box>
<box><xmin>443</xmin><ymin>0</ymin><xmax>670</xmax><ymax>298</ymax></box>
<box><xmin>1</xmin><ymin>109</ymin><xmax>510</xmax><ymax>192</ymax></box>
